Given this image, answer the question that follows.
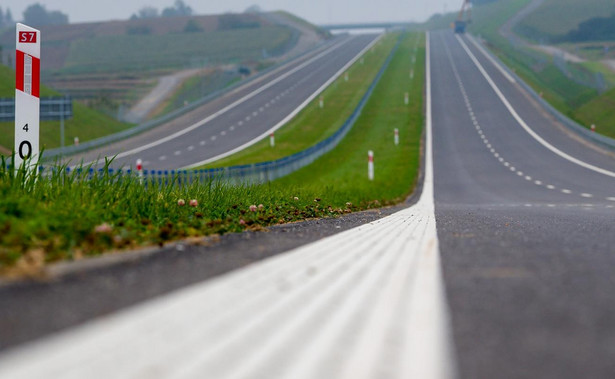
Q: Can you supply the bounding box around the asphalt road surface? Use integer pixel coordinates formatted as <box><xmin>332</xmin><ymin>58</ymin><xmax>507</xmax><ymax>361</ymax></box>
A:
<box><xmin>432</xmin><ymin>31</ymin><xmax>615</xmax><ymax>378</ymax></box>
<box><xmin>2</xmin><ymin>30</ymin><xmax>615</xmax><ymax>379</ymax></box>
<box><xmin>67</xmin><ymin>33</ymin><xmax>378</xmax><ymax>170</ymax></box>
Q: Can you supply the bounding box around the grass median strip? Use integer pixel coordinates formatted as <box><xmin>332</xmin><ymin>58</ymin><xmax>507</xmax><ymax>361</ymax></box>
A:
<box><xmin>0</xmin><ymin>32</ymin><xmax>425</xmax><ymax>274</ymax></box>
<box><xmin>202</xmin><ymin>34</ymin><xmax>396</xmax><ymax>167</ymax></box>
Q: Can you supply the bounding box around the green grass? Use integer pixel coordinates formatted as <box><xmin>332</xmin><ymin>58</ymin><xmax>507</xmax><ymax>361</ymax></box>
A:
<box><xmin>0</xmin><ymin>32</ymin><xmax>425</xmax><ymax>273</ymax></box>
<box><xmin>0</xmin><ymin>64</ymin><xmax>133</xmax><ymax>151</ymax></box>
<box><xmin>272</xmin><ymin>33</ymin><xmax>424</xmax><ymax>205</ymax></box>
<box><xmin>470</xmin><ymin>0</ymin><xmax>599</xmax><ymax>116</ymax></box>
<box><xmin>580</xmin><ymin>61</ymin><xmax>615</xmax><ymax>86</ymax></box>
<box><xmin>62</xmin><ymin>26</ymin><xmax>293</xmax><ymax>74</ymax></box>
<box><xmin>205</xmin><ymin>34</ymin><xmax>398</xmax><ymax>168</ymax></box>
<box><xmin>515</xmin><ymin>0</ymin><xmax>615</xmax><ymax>41</ymax></box>
<box><xmin>573</xmin><ymin>87</ymin><xmax>615</xmax><ymax>138</ymax></box>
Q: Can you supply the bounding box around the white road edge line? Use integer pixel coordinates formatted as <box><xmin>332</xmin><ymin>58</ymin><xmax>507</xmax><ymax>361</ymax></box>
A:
<box><xmin>182</xmin><ymin>34</ymin><xmax>383</xmax><ymax>169</ymax></box>
<box><xmin>456</xmin><ymin>35</ymin><xmax>615</xmax><ymax>179</ymax></box>
<box><xmin>78</xmin><ymin>36</ymin><xmax>354</xmax><ymax>167</ymax></box>
<box><xmin>0</xmin><ymin>32</ymin><xmax>455</xmax><ymax>379</ymax></box>
<box><xmin>466</xmin><ymin>34</ymin><xmax>516</xmax><ymax>83</ymax></box>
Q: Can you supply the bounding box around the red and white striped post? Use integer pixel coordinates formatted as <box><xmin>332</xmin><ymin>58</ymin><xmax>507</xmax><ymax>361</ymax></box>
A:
<box><xmin>136</xmin><ymin>158</ymin><xmax>143</xmax><ymax>182</ymax></box>
<box><xmin>368</xmin><ymin>150</ymin><xmax>374</xmax><ymax>181</ymax></box>
<box><xmin>74</xmin><ymin>136</ymin><xmax>79</xmax><ymax>146</ymax></box>
<box><xmin>591</xmin><ymin>124</ymin><xmax>596</xmax><ymax>132</ymax></box>
<box><xmin>269</xmin><ymin>132</ymin><xmax>275</xmax><ymax>147</ymax></box>
<box><xmin>14</xmin><ymin>23</ymin><xmax>41</xmax><ymax>172</ymax></box>
<box><xmin>394</xmin><ymin>128</ymin><xmax>399</xmax><ymax>146</ymax></box>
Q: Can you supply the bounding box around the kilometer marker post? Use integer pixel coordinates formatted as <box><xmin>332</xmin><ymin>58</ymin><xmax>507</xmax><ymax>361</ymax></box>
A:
<box><xmin>14</xmin><ymin>23</ymin><xmax>41</xmax><ymax>172</ymax></box>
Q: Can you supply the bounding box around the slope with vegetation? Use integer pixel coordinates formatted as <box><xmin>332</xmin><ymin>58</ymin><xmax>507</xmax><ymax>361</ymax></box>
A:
<box><xmin>0</xmin><ymin>32</ymin><xmax>425</xmax><ymax>273</ymax></box>
<box><xmin>515</xmin><ymin>0</ymin><xmax>615</xmax><ymax>42</ymax></box>
<box><xmin>460</xmin><ymin>0</ymin><xmax>615</xmax><ymax>137</ymax></box>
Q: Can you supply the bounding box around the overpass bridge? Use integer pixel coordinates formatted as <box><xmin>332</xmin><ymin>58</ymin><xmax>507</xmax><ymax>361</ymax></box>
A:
<box><xmin>319</xmin><ymin>22</ymin><xmax>414</xmax><ymax>31</ymax></box>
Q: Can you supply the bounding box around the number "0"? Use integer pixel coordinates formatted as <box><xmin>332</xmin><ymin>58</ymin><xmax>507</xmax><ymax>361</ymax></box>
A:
<box><xmin>19</xmin><ymin>141</ymin><xmax>32</xmax><ymax>160</ymax></box>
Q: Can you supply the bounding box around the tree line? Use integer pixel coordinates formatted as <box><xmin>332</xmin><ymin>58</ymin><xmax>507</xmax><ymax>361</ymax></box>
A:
<box><xmin>558</xmin><ymin>12</ymin><xmax>615</xmax><ymax>42</ymax></box>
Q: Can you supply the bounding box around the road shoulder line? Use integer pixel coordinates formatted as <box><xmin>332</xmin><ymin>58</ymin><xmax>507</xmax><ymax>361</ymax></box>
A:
<box><xmin>456</xmin><ymin>35</ymin><xmax>615</xmax><ymax>178</ymax></box>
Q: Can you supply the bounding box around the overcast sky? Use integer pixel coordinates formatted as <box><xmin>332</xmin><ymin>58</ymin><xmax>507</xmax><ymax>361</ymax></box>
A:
<box><xmin>0</xmin><ymin>0</ymin><xmax>454</xmax><ymax>25</ymax></box>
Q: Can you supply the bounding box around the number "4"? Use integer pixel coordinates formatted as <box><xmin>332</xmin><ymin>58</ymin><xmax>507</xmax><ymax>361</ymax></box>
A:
<box><xmin>23</xmin><ymin>124</ymin><xmax>28</xmax><ymax>132</ymax></box>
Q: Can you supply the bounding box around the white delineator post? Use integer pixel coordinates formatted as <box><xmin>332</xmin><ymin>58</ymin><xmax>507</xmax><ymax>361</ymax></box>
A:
<box><xmin>394</xmin><ymin>128</ymin><xmax>399</xmax><ymax>146</ymax></box>
<box><xmin>344</xmin><ymin>72</ymin><xmax>349</xmax><ymax>82</ymax></box>
<box><xmin>410</xmin><ymin>69</ymin><xmax>414</xmax><ymax>79</ymax></box>
<box><xmin>591</xmin><ymin>124</ymin><xmax>596</xmax><ymax>132</ymax></box>
<box><xmin>136</xmin><ymin>159</ymin><xmax>143</xmax><ymax>175</ymax></box>
<box><xmin>404</xmin><ymin>92</ymin><xmax>409</xmax><ymax>105</ymax></box>
<box><xmin>319</xmin><ymin>96</ymin><xmax>324</xmax><ymax>109</ymax></box>
<box><xmin>269</xmin><ymin>132</ymin><xmax>275</xmax><ymax>147</ymax></box>
<box><xmin>14</xmin><ymin>23</ymin><xmax>41</xmax><ymax>171</ymax></box>
<box><xmin>368</xmin><ymin>150</ymin><xmax>374</xmax><ymax>181</ymax></box>
<box><xmin>74</xmin><ymin>136</ymin><xmax>79</xmax><ymax>146</ymax></box>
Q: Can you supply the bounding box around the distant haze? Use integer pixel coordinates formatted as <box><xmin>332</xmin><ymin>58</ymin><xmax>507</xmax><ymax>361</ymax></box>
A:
<box><xmin>1</xmin><ymin>0</ymin><xmax>455</xmax><ymax>25</ymax></box>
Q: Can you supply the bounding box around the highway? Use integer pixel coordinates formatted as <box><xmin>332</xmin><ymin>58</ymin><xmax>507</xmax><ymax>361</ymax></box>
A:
<box><xmin>67</xmin><ymin>33</ymin><xmax>379</xmax><ymax>170</ymax></box>
<box><xmin>432</xmin><ymin>31</ymin><xmax>615</xmax><ymax>378</ymax></box>
<box><xmin>2</xmin><ymin>29</ymin><xmax>615</xmax><ymax>379</ymax></box>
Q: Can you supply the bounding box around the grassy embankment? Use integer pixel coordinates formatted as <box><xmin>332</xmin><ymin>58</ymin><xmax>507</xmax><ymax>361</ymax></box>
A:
<box><xmin>470</xmin><ymin>0</ymin><xmax>615</xmax><ymax>137</ymax></box>
<box><xmin>514</xmin><ymin>0</ymin><xmax>615</xmax><ymax>41</ymax></box>
<box><xmin>470</xmin><ymin>0</ymin><xmax>597</xmax><ymax>113</ymax></box>
<box><xmin>62</xmin><ymin>26</ymin><xmax>293</xmax><ymax>74</ymax></box>
<box><xmin>0</xmin><ymin>32</ymin><xmax>425</xmax><ymax>273</ymax></box>
<box><xmin>0</xmin><ymin>64</ymin><xmax>132</xmax><ymax>151</ymax></box>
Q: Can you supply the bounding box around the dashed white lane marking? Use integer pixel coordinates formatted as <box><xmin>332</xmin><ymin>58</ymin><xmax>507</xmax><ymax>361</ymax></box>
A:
<box><xmin>83</xmin><ymin>38</ymin><xmax>363</xmax><ymax>167</ymax></box>
<box><xmin>608</xmin><ymin>197</ymin><xmax>615</xmax><ymax>202</ymax></box>
<box><xmin>229</xmin><ymin>126</ymin><xmax>235</xmax><ymax>131</ymax></box>
<box><xmin>443</xmin><ymin>34</ymin><xmax>611</xmax><ymax>203</ymax></box>
<box><xmin>210</xmin><ymin>136</ymin><xmax>217</xmax><ymax>141</ymax></box>
<box><xmin>252</xmin><ymin>111</ymin><xmax>258</xmax><ymax>117</ymax></box>
<box><xmin>199</xmin><ymin>141</ymin><xmax>206</xmax><ymax>146</ymax></box>
<box><xmin>0</xmin><ymin>33</ymin><xmax>454</xmax><ymax>379</ymax></box>
<box><xmin>183</xmin><ymin>36</ymin><xmax>383</xmax><ymax>169</ymax></box>
<box><xmin>259</xmin><ymin>107</ymin><xmax>264</xmax><ymax>112</ymax></box>
<box><xmin>238</xmin><ymin>121</ymin><xmax>243</xmax><ymax>126</ymax></box>
<box><xmin>457</xmin><ymin>35</ymin><xmax>615</xmax><ymax>179</ymax></box>
<box><xmin>245</xmin><ymin>116</ymin><xmax>251</xmax><ymax>121</ymax></box>
<box><xmin>159</xmin><ymin>155</ymin><xmax>166</xmax><ymax>161</ymax></box>
<box><xmin>220</xmin><ymin>131</ymin><xmax>227</xmax><ymax>136</ymax></box>
<box><xmin>174</xmin><ymin>150</ymin><xmax>181</xmax><ymax>156</ymax></box>
<box><xmin>187</xmin><ymin>146</ymin><xmax>194</xmax><ymax>151</ymax></box>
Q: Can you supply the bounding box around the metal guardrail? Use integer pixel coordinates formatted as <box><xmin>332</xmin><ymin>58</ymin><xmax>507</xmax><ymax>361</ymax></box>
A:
<box><xmin>0</xmin><ymin>96</ymin><xmax>73</xmax><ymax>122</ymax></box>
<box><xmin>470</xmin><ymin>35</ymin><xmax>615</xmax><ymax>152</ymax></box>
<box><xmin>40</xmin><ymin>37</ymin><xmax>340</xmax><ymax>161</ymax></box>
<box><xmin>26</xmin><ymin>34</ymin><xmax>398</xmax><ymax>186</ymax></box>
